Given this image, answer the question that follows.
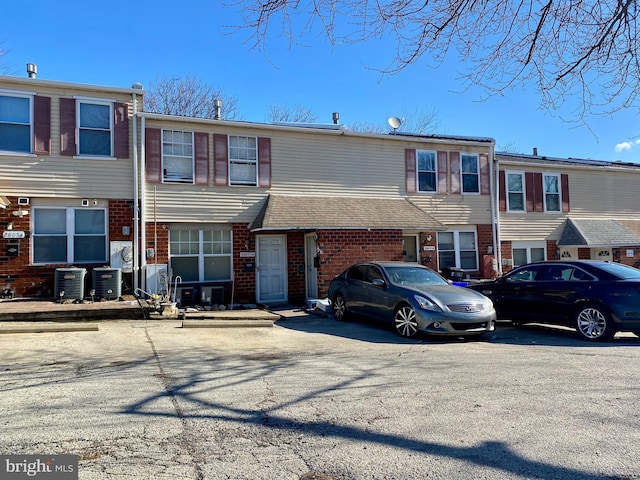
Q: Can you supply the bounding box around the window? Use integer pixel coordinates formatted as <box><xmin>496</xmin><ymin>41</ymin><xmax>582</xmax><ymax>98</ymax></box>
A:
<box><xmin>461</xmin><ymin>154</ymin><xmax>479</xmax><ymax>193</ymax></box>
<box><xmin>78</xmin><ymin>100</ymin><xmax>112</xmax><ymax>156</ymax></box>
<box><xmin>512</xmin><ymin>241</ymin><xmax>546</xmax><ymax>267</ymax></box>
<box><xmin>0</xmin><ymin>93</ymin><xmax>31</xmax><ymax>153</ymax></box>
<box><xmin>506</xmin><ymin>171</ymin><xmax>525</xmax><ymax>211</ymax></box>
<box><xmin>163</xmin><ymin>130</ymin><xmax>194</xmax><ymax>183</ymax></box>
<box><xmin>417</xmin><ymin>150</ymin><xmax>437</xmax><ymax>192</ymax></box>
<box><xmin>543</xmin><ymin>173</ymin><xmax>561</xmax><ymax>212</ymax></box>
<box><xmin>437</xmin><ymin>230</ymin><xmax>478</xmax><ymax>271</ymax></box>
<box><xmin>170</xmin><ymin>228</ymin><xmax>232</xmax><ymax>282</ymax></box>
<box><xmin>33</xmin><ymin>208</ymin><xmax>107</xmax><ymax>264</ymax></box>
<box><xmin>229</xmin><ymin>135</ymin><xmax>257</xmax><ymax>185</ymax></box>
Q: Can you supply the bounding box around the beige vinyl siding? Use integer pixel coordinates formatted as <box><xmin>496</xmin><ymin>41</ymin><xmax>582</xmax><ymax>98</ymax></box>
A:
<box><xmin>409</xmin><ymin>195</ymin><xmax>492</xmax><ymax>226</ymax></box>
<box><xmin>499</xmin><ymin>161</ymin><xmax>640</xmax><ymax>241</ymax></box>
<box><xmin>0</xmin><ymin>79</ymin><xmax>135</xmax><ymax>199</ymax></box>
<box><xmin>143</xmin><ymin>119</ymin><xmax>493</xmax><ymax>224</ymax></box>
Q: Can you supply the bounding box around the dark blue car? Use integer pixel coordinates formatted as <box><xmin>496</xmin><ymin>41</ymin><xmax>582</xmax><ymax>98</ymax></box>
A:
<box><xmin>468</xmin><ymin>260</ymin><xmax>640</xmax><ymax>341</ymax></box>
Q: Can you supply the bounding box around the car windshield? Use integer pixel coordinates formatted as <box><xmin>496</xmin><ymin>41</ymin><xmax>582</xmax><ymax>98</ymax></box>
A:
<box><xmin>596</xmin><ymin>262</ymin><xmax>640</xmax><ymax>279</ymax></box>
<box><xmin>385</xmin><ymin>266</ymin><xmax>449</xmax><ymax>286</ymax></box>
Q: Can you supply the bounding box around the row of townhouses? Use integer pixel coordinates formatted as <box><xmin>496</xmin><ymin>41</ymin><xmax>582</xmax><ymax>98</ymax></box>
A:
<box><xmin>2</xmin><ymin>71</ymin><xmax>640</xmax><ymax>306</ymax></box>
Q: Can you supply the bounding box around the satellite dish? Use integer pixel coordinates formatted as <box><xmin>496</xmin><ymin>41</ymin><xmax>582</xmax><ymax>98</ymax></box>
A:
<box><xmin>388</xmin><ymin>116</ymin><xmax>404</xmax><ymax>134</ymax></box>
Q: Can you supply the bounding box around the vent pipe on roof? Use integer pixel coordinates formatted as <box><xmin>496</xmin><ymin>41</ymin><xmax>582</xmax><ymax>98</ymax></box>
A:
<box><xmin>533</xmin><ymin>147</ymin><xmax>538</xmax><ymax>156</ymax></box>
<box><xmin>26</xmin><ymin>63</ymin><xmax>37</xmax><ymax>78</ymax></box>
<box><xmin>332</xmin><ymin>112</ymin><xmax>340</xmax><ymax>124</ymax></box>
<box><xmin>214</xmin><ymin>99</ymin><xmax>222</xmax><ymax>120</ymax></box>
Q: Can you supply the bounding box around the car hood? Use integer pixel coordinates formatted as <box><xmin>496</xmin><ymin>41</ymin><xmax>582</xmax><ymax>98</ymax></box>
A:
<box><xmin>409</xmin><ymin>284</ymin><xmax>491</xmax><ymax>304</ymax></box>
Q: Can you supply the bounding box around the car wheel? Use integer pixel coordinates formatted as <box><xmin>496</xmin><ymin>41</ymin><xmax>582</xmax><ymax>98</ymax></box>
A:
<box><xmin>394</xmin><ymin>304</ymin><xmax>419</xmax><ymax>338</ymax></box>
<box><xmin>332</xmin><ymin>294</ymin><xmax>349</xmax><ymax>321</ymax></box>
<box><xmin>575</xmin><ymin>305</ymin><xmax>615</xmax><ymax>341</ymax></box>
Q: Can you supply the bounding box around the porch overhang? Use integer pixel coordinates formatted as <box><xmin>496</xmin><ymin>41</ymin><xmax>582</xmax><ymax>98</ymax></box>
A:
<box><xmin>249</xmin><ymin>195</ymin><xmax>446</xmax><ymax>232</ymax></box>
<box><xmin>558</xmin><ymin>218</ymin><xmax>640</xmax><ymax>247</ymax></box>
<box><xmin>0</xmin><ymin>195</ymin><xmax>9</xmax><ymax>209</ymax></box>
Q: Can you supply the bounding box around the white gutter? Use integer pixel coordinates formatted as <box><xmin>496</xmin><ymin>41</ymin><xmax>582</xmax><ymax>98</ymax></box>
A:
<box><xmin>132</xmin><ymin>93</ymin><xmax>140</xmax><ymax>291</ymax></box>
<box><xmin>492</xmin><ymin>144</ymin><xmax>503</xmax><ymax>275</ymax></box>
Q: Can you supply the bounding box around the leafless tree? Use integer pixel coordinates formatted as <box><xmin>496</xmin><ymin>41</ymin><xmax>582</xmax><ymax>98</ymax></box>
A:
<box><xmin>266</xmin><ymin>102</ymin><xmax>319</xmax><ymax>123</ymax></box>
<box><xmin>144</xmin><ymin>75</ymin><xmax>242</xmax><ymax>120</ymax></box>
<box><xmin>229</xmin><ymin>0</ymin><xmax>639</xmax><ymax>122</ymax></box>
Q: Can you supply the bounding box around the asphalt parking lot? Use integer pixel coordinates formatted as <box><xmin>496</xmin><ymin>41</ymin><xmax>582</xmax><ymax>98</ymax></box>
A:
<box><xmin>1</xmin><ymin>312</ymin><xmax>639</xmax><ymax>480</ymax></box>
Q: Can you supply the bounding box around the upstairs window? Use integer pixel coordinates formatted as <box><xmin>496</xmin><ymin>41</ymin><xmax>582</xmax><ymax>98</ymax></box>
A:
<box><xmin>417</xmin><ymin>150</ymin><xmax>437</xmax><ymax>192</ymax></box>
<box><xmin>229</xmin><ymin>135</ymin><xmax>257</xmax><ymax>185</ymax></box>
<box><xmin>543</xmin><ymin>173</ymin><xmax>561</xmax><ymax>212</ymax></box>
<box><xmin>461</xmin><ymin>154</ymin><xmax>480</xmax><ymax>193</ymax></box>
<box><xmin>0</xmin><ymin>94</ymin><xmax>31</xmax><ymax>153</ymax></box>
<box><xmin>506</xmin><ymin>171</ymin><xmax>525</xmax><ymax>211</ymax></box>
<box><xmin>162</xmin><ymin>130</ymin><xmax>194</xmax><ymax>183</ymax></box>
<box><xmin>78</xmin><ymin>100</ymin><xmax>112</xmax><ymax>157</ymax></box>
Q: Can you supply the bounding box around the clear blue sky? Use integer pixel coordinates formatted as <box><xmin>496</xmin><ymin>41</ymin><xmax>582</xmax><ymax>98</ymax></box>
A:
<box><xmin>2</xmin><ymin>0</ymin><xmax>639</xmax><ymax>162</ymax></box>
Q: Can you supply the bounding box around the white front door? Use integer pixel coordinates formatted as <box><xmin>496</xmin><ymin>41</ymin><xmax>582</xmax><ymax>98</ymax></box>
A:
<box><xmin>305</xmin><ymin>233</ymin><xmax>318</xmax><ymax>299</ymax></box>
<box><xmin>256</xmin><ymin>235</ymin><xmax>287</xmax><ymax>304</ymax></box>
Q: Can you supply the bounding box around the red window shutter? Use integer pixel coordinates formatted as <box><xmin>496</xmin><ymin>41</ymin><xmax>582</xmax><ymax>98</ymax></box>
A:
<box><xmin>194</xmin><ymin>132</ymin><xmax>209</xmax><ymax>186</ymax></box>
<box><xmin>34</xmin><ymin>96</ymin><xmax>51</xmax><ymax>155</ymax></box>
<box><xmin>405</xmin><ymin>149</ymin><xmax>416</xmax><ymax>194</ymax></box>
<box><xmin>258</xmin><ymin>137</ymin><xmax>271</xmax><ymax>188</ymax></box>
<box><xmin>114</xmin><ymin>102</ymin><xmax>129</xmax><ymax>158</ymax></box>
<box><xmin>498</xmin><ymin>170</ymin><xmax>506</xmax><ymax>211</ymax></box>
<box><xmin>214</xmin><ymin>134</ymin><xmax>229</xmax><ymax>186</ymax></box>
<box><xmin>450</xmin><ymin>152</ymin><xmax>460</xmax><ymax>194</ymax></box>
<box><xmin>479</xmin><ymin>153</ymin><xmax>490</xmax><ymax>195</ymax></box>
<box><xmin>525</xmin><ymin>172</ymin><xmax>535</xmax><ymax>212</ymax></box>
<box><xmin>532</xmin><ymin>172</ymin><xmax>543</xmax><ymax>211</ymax></box>
<box><xmin>437</xmin><ymin>151</ymin><xmax>448</xmax><ymax>194</ymax></box>
<box><xmin>145</xmin><ymin>128</ymin><xmax>162</xmax><ymax>183</ymax></box>
<box><xmin>561</xmin><ymin>173</ymin><xmax>570</xmax><ymax>213</ymax></box>
<box><xmin>59</xmin><ymin>98</ymin><xmax>76</xmax><ymax>156</ymax></box>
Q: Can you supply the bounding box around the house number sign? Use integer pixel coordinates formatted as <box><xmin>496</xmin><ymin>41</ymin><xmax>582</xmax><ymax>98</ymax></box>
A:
<box><xmin>3</xmin><ymin>231</ymin><xmax>25</xmax><ymax>239</ymax></box>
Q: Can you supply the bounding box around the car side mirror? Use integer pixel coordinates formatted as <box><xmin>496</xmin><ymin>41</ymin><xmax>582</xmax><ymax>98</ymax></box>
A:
<box><xmin>371</xmin><ymin>278</ymin><xmax>386</xmax><ymax>287</ymax></box>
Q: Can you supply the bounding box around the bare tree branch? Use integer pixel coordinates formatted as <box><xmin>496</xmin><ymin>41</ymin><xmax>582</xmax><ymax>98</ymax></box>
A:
<box><xmin>144</xmin><ymin>75</ymin><xmax>242</xmax><ymax>120</ymax></box>
<box><xmin>225</xmin><ymin>0</ymin><xmax>640</xmax><ymax>123</ymax></box>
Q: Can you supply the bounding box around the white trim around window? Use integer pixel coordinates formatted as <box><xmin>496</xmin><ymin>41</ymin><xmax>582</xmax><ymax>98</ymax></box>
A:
<box><xmin>162</xmin><ymin>129</ymin><xmax>195</xmax><ymax>184</ymax></box>
<box><xmin>437</xmin><ymin>228</ymin><xmax>479</xmax><ymax>271</ymax></box>
<box><xmin>75</xmin><ymin>98</ymin><xmax>114</xmax><ymax>158</ymax></box>
<box><xmin>0</xmin><ymin>91</ymin><xmax>33</xmax><ymax>155</ymax></box>
<box><xmin>417</xmin><ymin>150</ymin><xmax>437</xmax><ymax>193</ymax></box>
<box><xmin>511</xmin><ymin>241</ymin><xmax>546</xmax><ymax>267</ymax></box>
<box><xmin>506</xmin><ymin>170</ymin><xmax>526</xmax><ymax>212</ymax></box>
<box><xmin>543</xmin><ymin>172</ymin><xmax>561</xmax><ymax>213</ymax></box>
<box><xmin>460</xmin><ymin>153</ymin><xmax>480</xmax><ymax>194</ymax></box>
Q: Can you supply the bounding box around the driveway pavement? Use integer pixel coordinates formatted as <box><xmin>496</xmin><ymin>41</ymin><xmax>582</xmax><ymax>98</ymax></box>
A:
<box><xmin>1</xmin><ymin>311</ymin><xmax>639</xmax><ymax>479</ymax></box>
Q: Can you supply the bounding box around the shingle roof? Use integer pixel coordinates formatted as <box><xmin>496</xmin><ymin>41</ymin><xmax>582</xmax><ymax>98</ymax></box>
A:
<box><xmin>249</xmin><ymin>195</ymin><xmax>446</xmax><ymax>232</ymax></box>
<box><xmin>558</xmin><ymin>218</ymin><xmax>640</xmax><ymax>246</ymax></box>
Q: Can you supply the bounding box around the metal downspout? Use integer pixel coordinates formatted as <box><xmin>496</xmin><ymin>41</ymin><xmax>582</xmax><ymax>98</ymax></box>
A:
<box><xmin>132</xmin><ymin>94</ymin><xmax>139</xmax><ymax>291</ymax></box>
<box><xmin>491</xmin><ymin>144</ymin><xmax>503</xmax><ymax>275</ymax></box>
<box><xmin>140</xmin><ymin>116</ymin><xmax>147</xmax><ymax>290</ymax></box>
